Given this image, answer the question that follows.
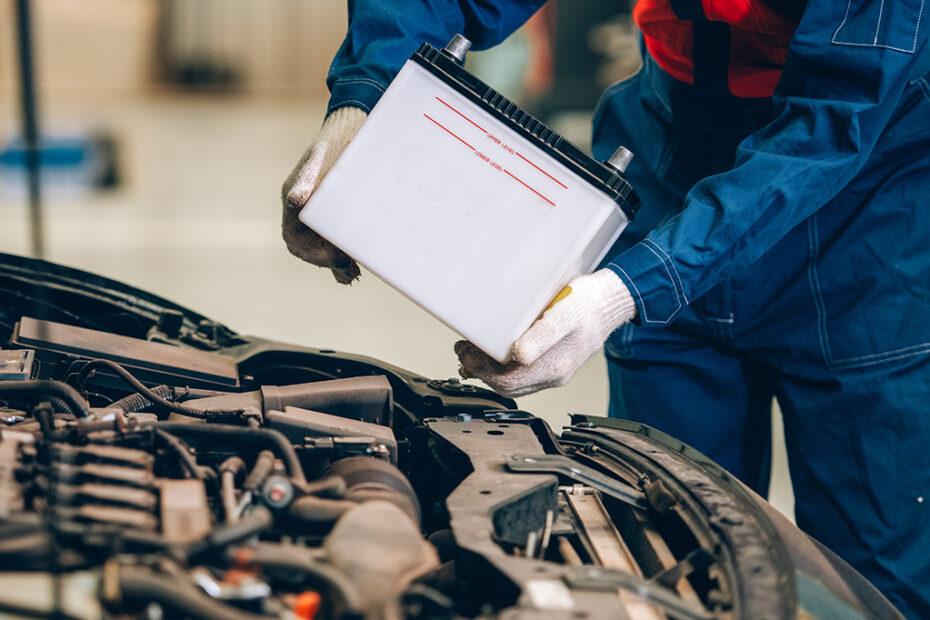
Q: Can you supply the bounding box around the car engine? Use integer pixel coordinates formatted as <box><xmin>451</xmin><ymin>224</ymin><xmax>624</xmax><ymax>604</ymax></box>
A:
<box><xmin>0</xmin><ymin>253</ymin><xmax>900</xmax><ymax>620</ymax></box>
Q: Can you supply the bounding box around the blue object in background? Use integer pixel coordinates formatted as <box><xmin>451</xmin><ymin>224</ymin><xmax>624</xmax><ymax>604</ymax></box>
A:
<box><xmin>0</xmin><ymin>134</ymin><xmax>119</xmax><ymax>199</ymax></box>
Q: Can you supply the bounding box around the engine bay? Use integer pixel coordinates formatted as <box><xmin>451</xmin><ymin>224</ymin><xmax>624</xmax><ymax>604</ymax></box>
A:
<box><xmin>0</xmin><ymin>253</ymin><xmax>893</xmax><ymax>619</ymax></box>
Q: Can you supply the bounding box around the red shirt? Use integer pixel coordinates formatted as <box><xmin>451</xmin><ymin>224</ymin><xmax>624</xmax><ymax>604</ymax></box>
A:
<box><xmin>634</xmin><ymin>0</ymin><xmax>805</xmax><ymax>98</ymax></box>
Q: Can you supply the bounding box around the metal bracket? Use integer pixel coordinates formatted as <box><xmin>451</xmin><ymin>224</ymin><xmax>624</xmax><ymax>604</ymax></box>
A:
<box><xmin>506</xmin><ymin>454</ymin><xmax>647</xmax><ymax>510</ymax></box>
<box><xmin>650</xmin><ymin>548</ymin><xmax>714</xmax><ymax>589</ymax></box>
<box><xmin>564</xmin><ymin>566</ymin><xmax>715</xmax><ymax>620</ymax></box>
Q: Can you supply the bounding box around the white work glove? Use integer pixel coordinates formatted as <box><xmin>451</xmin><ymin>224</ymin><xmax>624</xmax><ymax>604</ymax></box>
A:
<box><xmin>455</xmin><ymin>269</ymin><xmax>637</xmax><ymax>398</ymax></box>
<box><xmin>282</xmin><ymin>106</ymin><xmax>368</xmax><ymax>284</ymax></box>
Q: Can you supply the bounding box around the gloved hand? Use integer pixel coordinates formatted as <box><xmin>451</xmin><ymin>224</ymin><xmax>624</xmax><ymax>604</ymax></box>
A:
<box><xmin>455</xmin><ymin>269</ymin><xmax>637</xmax><ymax>398</ymax></box>
<box><xmin>281</xmin><ymin>106</ymin><xmax>368</xmax><ymax>284</ymax></box>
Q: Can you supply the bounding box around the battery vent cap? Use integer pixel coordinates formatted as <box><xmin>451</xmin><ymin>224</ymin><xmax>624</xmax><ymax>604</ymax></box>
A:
<box><xmin>443</xmin><ymin>34</ymin><xmax>471</xmax><ymax>64</ymax></box>
<box><xmin>606</xmin><ymin>146</ymin><xmax>634</xmax><ymax>173</ymax></box>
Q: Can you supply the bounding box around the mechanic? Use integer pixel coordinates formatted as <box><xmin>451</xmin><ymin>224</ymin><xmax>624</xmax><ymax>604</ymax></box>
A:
<box><xmin>281</xmin><ymin>1</ymin><xmax>930</xmax><ymax>615</ymax></box>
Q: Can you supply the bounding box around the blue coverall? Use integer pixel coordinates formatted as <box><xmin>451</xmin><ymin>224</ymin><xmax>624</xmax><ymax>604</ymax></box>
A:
<box><xmin>325</xmin><ymin>1</ymin><xmax>930</xmax><ymax>615</ymax></box>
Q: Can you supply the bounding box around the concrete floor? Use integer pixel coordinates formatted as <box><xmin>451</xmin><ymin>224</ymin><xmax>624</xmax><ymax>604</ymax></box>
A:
<box><xmin>0</xmin><ymin>94</ymin><xmax>793</xmax><ymax>517</ymax></box>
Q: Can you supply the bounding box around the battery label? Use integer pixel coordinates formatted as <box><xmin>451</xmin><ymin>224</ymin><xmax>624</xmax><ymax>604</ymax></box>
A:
<box><xmin>423</xmin><ymin>96</ymin><xmax>566</xmax><ymax>208</ymax></box>
<box><xmin>413</xmin><ymin>42</ymin><xmax>639</xmax><ymax>221</ymax></box>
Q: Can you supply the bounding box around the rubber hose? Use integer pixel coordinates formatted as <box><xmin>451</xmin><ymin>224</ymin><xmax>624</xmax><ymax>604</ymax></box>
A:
<box><xmin>286</xmin><ymin>495</ymin><xmax>355</xmax><ymax>532</ymax></box>
<box><xmin>48</xmin><ymin>397</ymin><xmax>73</xmax><ymax>415</ymax></box>
<box><xmin>186</xmin><ymin>506</ymin><xmax>274</xmax><ymax>563</ymax></box>
<box><xmin>110</xmin><ymin>386</ymin><xmax>223</xmax><ymax>414</ymax></box>
<box><xmin>116</xmin><ymin>565</ymin><xmax>270</xmax><ymax>620</ymax></box>
<box><xmin>220</xmin><ymin>456</ymin><xmax>246</xmax><ymax>524</ymax></box>
<box><xmin>154</xmin><ymin>423</ymin><xmax>306</xmax><ymax>485</ymax></box>
<box><xmin>220</xmin><ymin>456</ymin><xmax>247</xmax><ymax>477</ymax></box>
<box><xmin>110</xmin><ymin>385</ymin><xmax>175</xmax><ymax>413</ymax></box>
<box><xmin>0</xmin><ymin>381</ymin><xmax>90</xmax><ymax>418</ymax></box>
<box><xmin>77</xmin><ymin>360</ymin><xmax>245</xmax><ymax>420</ymax></box>
<box><xmin>154</xmin><ymin>428</ymin><xmax>204</xmax><ymax>480</ymax></box>
<box><xmin>221</xmin><ymin>471</ymin><xmax>238</xmax><ymax>523</ymax></box>
<box><xmin>295</xmin><ymin>475</ymin><xmax>347</xmax><ymax>499</ymax></box>
<box><xmin>243</xmin><ymin>450</ymin><xmax>276</xmax><ymax>492</ymax></box>
<box><xmin>1</xmin><ymin>398</ymin><xmax>79</xmax><ymax>418</ymax></box>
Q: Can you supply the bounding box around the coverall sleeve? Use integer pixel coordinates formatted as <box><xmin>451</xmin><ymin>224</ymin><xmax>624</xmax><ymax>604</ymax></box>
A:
<box><xmin>326</xmin><ymin>0</ymin><xmax>547</xmax><ymax>115</ymax></box>
<box><xmin>607</xmin><ymin>0</ymin><xmax>930</xmax><ymax>325</ymax></box>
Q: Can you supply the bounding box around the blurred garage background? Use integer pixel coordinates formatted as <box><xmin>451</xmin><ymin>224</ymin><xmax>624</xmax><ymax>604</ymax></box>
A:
<box><xmin>0</xmin><ymin>0</ymin><xmax>791</xmax><ymax>515</ymax></box>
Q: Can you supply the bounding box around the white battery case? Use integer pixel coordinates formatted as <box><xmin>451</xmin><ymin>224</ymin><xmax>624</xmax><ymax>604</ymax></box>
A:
<box><xmin>301</xmin><ymin>40</ymin><xmax>638</xmax><ymax>363</ymax></box>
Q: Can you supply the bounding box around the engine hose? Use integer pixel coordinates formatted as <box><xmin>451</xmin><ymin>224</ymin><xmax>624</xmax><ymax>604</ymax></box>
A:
<box><xmin>220</xmin><ymin>457</ymin><xmax>247</xmax><ymax>523</ymax></box>
<box><xmin>109</xmin><ymin>386</ymin><xmax>222</xmax><ymax>414</ymax></box>
<box><xmin>221</xmin><ymin>471</ymin><xmax>239</xmax><ymax>523</ymax></box>
<box><xmin>286</xmin><ymin>496</ymin><xmax>355</xmax><ymax>532</ymax></box>
<box><xmin>232</xmin><ymin>542</ymin><xmax>364</xmax><ymax>614</ymax></box>
<box><xmin>242</xmin><ymin>450</ymin><xmax>276</xmax><ymax>493</ymax></box>
<box><xmin>155</xmin><ymin>423</ymin><xmax>306</xmax><ymax>485</ymax></box>
<box><xmin>154</xmin><ymin>428</ymin><xmax>205</xmax><ymax>480</ymax></box>
<box><xmin>115</xmin><ymin>565</ymin><xmax>271</xmax><ymax>620</ymax></box>
<box><xmin>110</xmin><ymin>385</ymin><xmax>176</xmax><ymax>414</ymax></box>
<box><xmin>48</xmin><ymin>397</ymin><xmax>73</xmax><ymax>415</ymax></box>
<box><xmin>76</xmin><ymin>360</ymin><xmax>247</xmax><ymax>421</ymax></box>
<box><xmin>0</xmin><ymin>381</ymin><xmax>91</xmax><ymax>418</ymax></box>
<box><xmin>186</xmin><ymin>506</ymin><xmax>274</xmax><ymax>563</ymax></box>
<box><xmin>296</xmin><ymin>475</ymin><xmax>347</xmax><ymax>499</ymax></box>
<box><xmin>1</xmin><ymin>398</ymin><xmax>78</xmax><ymax>419</ymax></box>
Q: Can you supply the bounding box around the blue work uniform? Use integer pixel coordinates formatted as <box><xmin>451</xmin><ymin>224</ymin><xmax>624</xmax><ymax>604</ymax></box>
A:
<box><xmin>325</xmin><ymin>1</ymin><xmax>930</xmax><ymax>615</ymax></box>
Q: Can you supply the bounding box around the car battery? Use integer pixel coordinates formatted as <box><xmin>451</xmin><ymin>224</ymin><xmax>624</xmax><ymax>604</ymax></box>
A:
<box><xmin>301</xmin><ymin>35</ymin><xmax>640</xmax><ymax>363</ymax></box>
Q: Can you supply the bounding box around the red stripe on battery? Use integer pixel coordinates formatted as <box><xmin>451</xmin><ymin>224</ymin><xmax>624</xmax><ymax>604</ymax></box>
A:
<box><xmin>434</xmin><ymin>97</ymin><xmax>569</xmax><ymax>193</ymax></box>
<box><xmin>503</xmin><ymin>168</ymin><xmax>556</xmax><ymax>207</ymax></box>
<box><xmin>423</xmin><ymin>113</ymin><xmax>475</xmax><ymax>150</ymax></box>
<box><xmin>435</xmin><ymin>97</ymin><xmax>488</xmax><ymax>133</ymax></box>
<box><xmin>516</xmin><ymin>151</ymin><xmax>568</xmax><ymax>189</ymax></box>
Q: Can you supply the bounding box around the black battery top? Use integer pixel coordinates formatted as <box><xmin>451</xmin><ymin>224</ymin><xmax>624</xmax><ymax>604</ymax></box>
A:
<box><xmin>412</xmin><ymin>39</ymin><xmax>640</xmax><ymax>221</ymax></box>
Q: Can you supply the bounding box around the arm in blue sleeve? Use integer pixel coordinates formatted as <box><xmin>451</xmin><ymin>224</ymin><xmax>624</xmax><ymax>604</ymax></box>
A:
<box><xmin>327</xmin><ymin>0</ymin><xmax>547</xmax><ymax>114</ymax></box>
<box><xmin>607</xmin><ymin>0</ymin><xmax>930</xmax><ymax>325</ymax></box>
